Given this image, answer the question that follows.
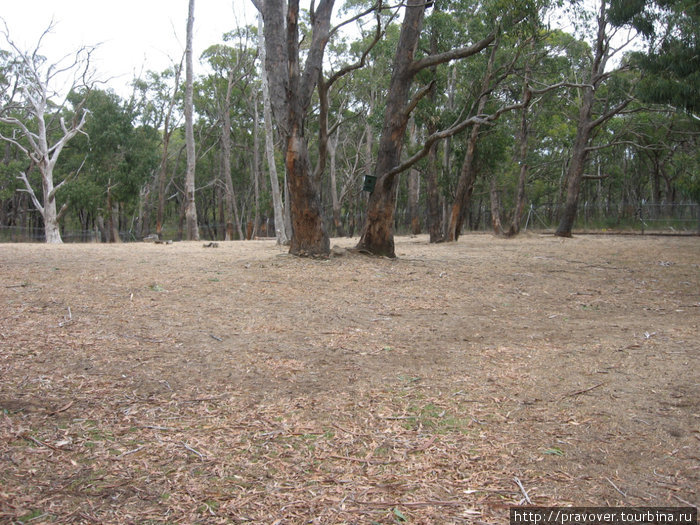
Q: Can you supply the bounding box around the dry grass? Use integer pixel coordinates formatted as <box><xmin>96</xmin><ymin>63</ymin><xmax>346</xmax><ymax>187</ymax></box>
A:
<box><xmin>1</xmin><ymin>233</ymin><xmax>698</xmax><ymax>524</ymax></box>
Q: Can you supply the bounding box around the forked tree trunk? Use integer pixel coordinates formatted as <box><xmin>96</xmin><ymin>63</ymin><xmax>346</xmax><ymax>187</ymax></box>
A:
<box><xmin>357</xmin><ymin>1</ymin><xmax>425</xmax><ymax>257</ymax></box>
<box><xmin>555</xmin><ymin>0</ymin><xmax>630</xmax><ymax>237</ymax></box>
<box><xmin>257</xmin><ymin>0</ymin><xmax>332</xmax><ymax>257</ymax></box>
<box><xmin>556</xmin><ymin>124</ymin><xmax>591</xmax><ymax>236</ymax></box>
<box><xmin>357</xmin><ymin>0</ymin><xmax>495</xmax><ymax>256</ymax></box>
<box><xmin>446</xmin><ymin>39</ymin><xmax>498</xmax><ymax>242</ymax></box>
<box><xmin>286</xmin><ymin>130</ymin><xmax>330</xmax><ymax>255</ymax></box>
<box><xmin>446</xmin><ymin>124</ymin><xmax>480</xmax><ymax>242</ymax></box>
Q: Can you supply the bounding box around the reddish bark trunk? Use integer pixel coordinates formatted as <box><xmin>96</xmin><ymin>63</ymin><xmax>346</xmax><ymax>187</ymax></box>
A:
<box><xmin>357</xmin><ymin>1</ymin><xmax>425</xmax><ymax>257</ymax></box>
<box><xmin>258</xmin><ymin>0</ymin><xmax>333</xmax><ymax>256</ymax></box>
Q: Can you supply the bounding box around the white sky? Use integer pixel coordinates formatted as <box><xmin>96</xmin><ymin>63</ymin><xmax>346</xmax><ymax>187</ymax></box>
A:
<box><xmin>1</xmin><ymin>0</ymin><xmax>259</xmax><ymax>97</ymax></box>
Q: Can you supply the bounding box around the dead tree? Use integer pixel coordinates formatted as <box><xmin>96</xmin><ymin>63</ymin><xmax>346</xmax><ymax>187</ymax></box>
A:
<box><xmin>0</xmin><ymin>21</ymin><xmax>93</xmax><ymax>243</ymax></box>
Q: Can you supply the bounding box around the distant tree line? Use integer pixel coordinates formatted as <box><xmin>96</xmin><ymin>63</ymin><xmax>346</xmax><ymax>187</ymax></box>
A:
<box><xmin>1</xmin><ymin>0</ymin><xmax>698</xmax><ymax>250</ymax></box>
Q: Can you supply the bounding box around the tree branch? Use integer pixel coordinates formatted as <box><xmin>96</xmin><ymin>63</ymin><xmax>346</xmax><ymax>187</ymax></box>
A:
<box><xmin>406</xmin><ymin>80</ymin><xmax>435</xmax><ymax>117</ymax></box>
<box><xmin>17</xmin><ymin>171</ymin><xmax>44</xmax><ymax>214</ymax></box>
<box><xmin>588</xmin><ymin>97</ymin><xmax>632</xmax><ymax>129</ymax></box>
<box><xmin>383</xmin><ymin>98</ymin><xmax>528</xmax><ymax>180</ymax></box>
<box><xmin>409</xmin><ymin>33</ymin><xmax>496</xmax><ymax>75</ymax></box>
<box><xmin>326</xmin><ymin>2</ymin><xmax>387</xmax><ymax>89</ymax></box>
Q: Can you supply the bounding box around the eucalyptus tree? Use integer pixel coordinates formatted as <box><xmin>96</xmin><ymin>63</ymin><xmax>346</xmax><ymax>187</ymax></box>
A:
<box><xmin>253</xmin><ymin>0</ymin><xmax>336</xmax><ymax>257</ymax></box>
<box><xmin>356</xmin><ymin>0</ymin><xmax>540</xmax><ymax>257</ymax></box>
<box><xmin>131</xmin><ymin>65</ymin><xmax>183</xmax><ymax>238</ymax></box>
<box><xmin>184</xmin><ymin>0</ymin><xmax>200</xmax><ymax>240</ymax></box>
<box><xmin>62</xmin><ymin>89</ymin><xmax>160</xmax><ymax>241</ymax></box>
<box><xmin>257</xmin><ymin>14</ymin><xmax>288</xmax><ymax>244</ymax></box>
<box><xmin>608</xmin><ymin>0</ymin><xmax>699</xmax><ymax>116</ymax></box>
<box><xmin>0</xmin><ymin>22</ymin><xmax>93</xmax><ymax>243</ymax></box>
<box><xmin>200</xmin><ymin>28</ymin><xmax>258</xmax><ymax>240</ymax></box>
<box><xmin>554</xmin><ymin>0</ymin><xmax>638</xmax><ymax>237</ymax></box>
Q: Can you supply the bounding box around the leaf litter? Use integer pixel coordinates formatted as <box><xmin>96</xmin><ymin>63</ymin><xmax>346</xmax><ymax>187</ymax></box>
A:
<box><xmin>0</xmin><ymin>233</ymin><xmax>698</xmax><ymax>523</ymax></box>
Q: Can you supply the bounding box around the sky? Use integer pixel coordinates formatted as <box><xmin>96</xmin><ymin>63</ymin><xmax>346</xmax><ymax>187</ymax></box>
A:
<box><xmin>1</xmin><ymin>0</ymin><xmax>259</xmax><ymax>97</ymax></box>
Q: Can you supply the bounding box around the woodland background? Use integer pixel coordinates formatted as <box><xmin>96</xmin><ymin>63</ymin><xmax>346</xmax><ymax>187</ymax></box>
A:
<box><xmin>1</xmin><ymin>0</ymin><xmax>698</xmax><ymax>245</ymax></box>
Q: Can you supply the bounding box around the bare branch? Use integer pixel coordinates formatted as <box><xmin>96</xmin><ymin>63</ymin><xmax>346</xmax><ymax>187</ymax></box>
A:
<box><xmin>405</xmin><ymin>80</ymin><xmax>435</xmax><ymax>116</ymax></box>
<box><xmin>588</xmin><ymin>97</ymin><xmax>632</xmax><ymax>129</ymax></box>
<box><xmin>326</xmin><ymin>2</ymin><xmax>389</xmax><ymax>89</ymax></box>
<box><xmin>384</xmin><ymin>98</ymin><xmax>528</xmax><ymax>179</ymax></box>
<box><xmin>17</xmin><ymin>171</ymin><xmax>44</xmax><ymax>214</ymax></box>
<box><xmin>410</xmin><ymin>33</ymin><xmax>496</xmax><ymax>74</ymax></box>
<box><xmin>329</xmin><ymin>1</ymin><xmax>383</xmax><ymax>39</ymax></box>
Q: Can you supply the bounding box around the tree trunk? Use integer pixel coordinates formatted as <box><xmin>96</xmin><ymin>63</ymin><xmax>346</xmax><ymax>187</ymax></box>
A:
<box><xmin>258</xmin><ymin>13</ymin><xmax>289</xmax><ymax>245</ymax></box>
<box><xmin>357</xmin><ymin>1</ymin><xmax>425</xmax><ymax>257</ymax></box>
<box><xmin>425</xmin><ymin>26</ymin><xmax>443</xmax><ymax>242</ymax></box>
<box><xmin>446</xmin><ymin>125</ymin><xmax>480</xmax><ymax>242</ymax></box>
<box><xmin>221</xmin><ymin>70</ymin><xmax>238</xmax><ymax>240</ymax></box>
<box><xmin>555</xmin><ymin>97</ymin><xmax>594</xmax><ymax>237</ymax></box>
<box><xmin>489</xmin><ymin>175</ymin><xmax>503</xmax><ymax>235</ymax></box>
<box><xmin>252</xmin><ymin>93</ymin><xmax>261</xmax><ymax>239</ymax></box>
<box><xmin>41</xmin><ymin>170</ymin><xmax>63</xmax><ymax>243</ymax></box>
<box><xmin>555</xmin><ymin>0</ymin><xmax>630</xmax><ymax>237</ymax></box>
<box><xmin>184</xmin><ymin>0</ymin><xmax>200</xmax><ymax>241</ymax></box>
<box><xmin>328</xmin><ymin>129</ymin><xmax>346</xmax><ymax>236</ymax></box>
<box><xmin>407</xmin><ymin>119</ymin><xmax>421</xmax><ymax>235</ymax></box>
<box><xmin>258</xmin><ymin>0</ymin><xmax>333</xmax><ymax>257</ymax></box>
<box><xmin>507</xmin><ymin>68</ymin><xmax>531</xmax><ymax>237</ymax></box>
<box><xmin>446</xmin><ymin>39</ymin><xmax>498</xmax><ymax>242</ymax></box>
<box><xmin>286</xmin><ymin>130</ymin><xmax>330</xmax><ymax>255</ymax></box>
<box><xmin>426</xmin><ymin>141</ymin><xmax>441</xmax><ymax>241</ymax></box>
<box><xmin>155</xmin><ymin>64</ymin><xmax>182</xmax><ymax>239</ymax></box>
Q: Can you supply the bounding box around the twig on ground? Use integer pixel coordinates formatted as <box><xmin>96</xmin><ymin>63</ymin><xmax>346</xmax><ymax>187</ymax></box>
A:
<box><xmin>352</xmin><ymin>499</ymin><xmax>465</xmax><ymax>508</ymax></box>
<box><xmin>672</xmin><ymin>494</ymin><xmax>694</xmax><ymax>506</ymax></box>
<box><xmin>606</xmin><ymin>477</ymin><xmax>627</xmax><ymax>498</ymax></box>
<box><xmin>48</xmin><ymin>400</ymin><xmax>74</xmax><ymax>415</ymax></box>
<box><xmin>513</xmin><ymin>477</ymin><xmax>533</xmax><ymax>504</ymax></box>
<box><xmin>58</xmin><ymin>306</ymin><xmax>72</xmax><ymax>327</ymax></box>
<box><xmin>20</xmin><ymin>432</ymin><xmax>61</xmax><ymax>451</ymax></box>
<box><xmin>182</xmin><ymin>441</ymin><xmax>206</xmax><ymax>460</ymax></box>
<box><xmin>562</xmin><ymin>383</ymin><xmax>605</xmax><ymax>398</ymax></box>
<box><xmin>114</xmin><ymin>445</ymin><xmax>145</xmax><ymax>459</ymax></box>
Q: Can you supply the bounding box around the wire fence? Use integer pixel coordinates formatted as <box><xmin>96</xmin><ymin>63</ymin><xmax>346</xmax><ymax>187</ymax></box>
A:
<box><xmin>1</xmin><ymin>202</ymin><xmax>698</xmax><ymax>243</ymax></box>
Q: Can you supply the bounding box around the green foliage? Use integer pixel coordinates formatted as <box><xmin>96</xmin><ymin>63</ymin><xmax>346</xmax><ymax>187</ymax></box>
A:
<box><xmin>610</xmin><ymin>0</ymin><xmax>700</xmax><ymax>113</ymax></box>
<box><xmin>1</xmin><ymin>0</ymin><xmax>698</xmax><ymax>240</ymax></box>
<box><xmin>61</xmin><ymin>89</ymin><xmax>159</xmax><ymax>218</ymax></box>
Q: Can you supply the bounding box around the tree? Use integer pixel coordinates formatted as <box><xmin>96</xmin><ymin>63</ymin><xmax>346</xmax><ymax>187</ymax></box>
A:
<box><xmin>609</xmin><ymin>0</ymin><xmax>699</xmax><ymax>115</ymax></box>
<box><xmin>0</xmin><ymin>22</ymin><xmax>92</xmax><ymax>243</ymax></box>
<box><xmin>62</xmin><ymin>89</ymin><xmax>160</xmax><ymax>242</ymax></box>
<box><xmin>555</xmin><ymin>0</ymin><xmax>634</xmax><ymax>237</ymax></box>
<box><xmin>253</xmin><ymin>0</ymin><xmax>334</xmax><ymax>257</ymax></box>
<box><xmin>132</xmin><ymin>66</ymin><xmax>183</xmax><ymax>239</ymax></box>
<box><xmin>356</xmin><ymin>0</ymin><xmax>525</xmax><ymax>256</ymax></box>
<box><xmin>184</xmin><ymin>0</ymin><xmax>200</xmax><ymax>240</ymax></box>
<box><xmin>257</xmin><ymin>13</ymin><xmax>289</xmax><ymax>245</ymax></box>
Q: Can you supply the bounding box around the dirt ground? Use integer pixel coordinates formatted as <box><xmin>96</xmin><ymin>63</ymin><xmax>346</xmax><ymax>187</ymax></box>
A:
<box><xmin>0</xmin><ymin>233</ymin><xmax>698</xmax><ymax>524</ymax></box>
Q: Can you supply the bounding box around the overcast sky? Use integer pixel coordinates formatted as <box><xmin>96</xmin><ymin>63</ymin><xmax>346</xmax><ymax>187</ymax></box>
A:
<box><xmin>2</xmin><ymin>0</ymin><xmax>259</xmax><ymax>97</ymax></box>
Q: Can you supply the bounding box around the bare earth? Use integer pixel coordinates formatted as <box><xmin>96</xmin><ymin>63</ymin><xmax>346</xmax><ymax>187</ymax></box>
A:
<box><xmin>1</xmin><ymin>233</ymin><xmax>698</xmax><ymax>524</ymax></box>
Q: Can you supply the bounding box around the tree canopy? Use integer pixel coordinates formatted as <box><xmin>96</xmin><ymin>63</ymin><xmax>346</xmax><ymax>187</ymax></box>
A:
<box><xmin>1</xmin><ymin>0</ymin><xmax>698</xmax><ymax>245</ymax></box>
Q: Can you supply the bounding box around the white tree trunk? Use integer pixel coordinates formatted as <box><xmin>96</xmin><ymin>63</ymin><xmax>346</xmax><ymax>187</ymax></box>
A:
<box><xmin>184</xmin><ymin>0</ymin><xmax>200</xmax><ymax>241</ymax></box>
<box><xmin>258</xmin><ymin>13</ymin><xmax>289</xmax><ymax>245</ymax></box>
